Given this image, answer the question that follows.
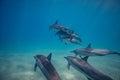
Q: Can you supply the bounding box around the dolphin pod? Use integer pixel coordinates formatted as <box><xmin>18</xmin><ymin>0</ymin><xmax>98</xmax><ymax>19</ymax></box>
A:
<box><xmin>49</xmin><ymin>20</ymin><xmax>82</xmax><ymax>45</ymax></box>
<box><xmin>33</xmin><ymin>20</ymin><xmax>119</xmax><ymax>80</ymax></box>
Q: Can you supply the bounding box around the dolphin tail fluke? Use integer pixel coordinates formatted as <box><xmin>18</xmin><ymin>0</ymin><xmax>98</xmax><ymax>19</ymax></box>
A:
<box><xmin>34</xmin><ymin>63</ymin><xmax>37</xmax><ymax>72</ymax></box>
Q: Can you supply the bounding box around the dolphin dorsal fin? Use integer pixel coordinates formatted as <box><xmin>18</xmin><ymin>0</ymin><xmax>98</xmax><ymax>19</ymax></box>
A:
<box><xmin>82</xmin><ymin>56</ymin><xmax>89</xmax><ymax>62</ymax></box>
<box><xmin>47</xmin><ymin>53</ymin><xmax>52</xmax><ymax>61</ymax></box>
<box><xmin>55</xmin><ymin>20</ymin><xmax>58</xmax><ymax>24</ymax></box>
<box><xmin>86</xmin><ymin>43</ymin><xmax>91</xmax><ymax>49</ymax></box>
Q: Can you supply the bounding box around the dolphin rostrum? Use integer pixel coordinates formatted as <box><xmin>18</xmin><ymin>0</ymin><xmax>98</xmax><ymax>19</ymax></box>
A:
<box><xmin>64</xmin><ymin>56</ymin><xmax>113</xmax><ymax>80</ymax></box>
<box><xmin>71</xmin><ymin>43</ymin><xmax>120</xmax><ymax>57</ymax></box>
<box><xmin>34</xmin><ymin>53</ymin><xmax>61</xmax><ymax>80</ymax></box>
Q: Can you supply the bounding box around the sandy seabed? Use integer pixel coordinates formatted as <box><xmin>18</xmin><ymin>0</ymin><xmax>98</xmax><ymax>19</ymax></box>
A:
<box><xmin>0</xmin><ymin>50</ymin><xmax>120</xmax><ymax>80</ymax></box>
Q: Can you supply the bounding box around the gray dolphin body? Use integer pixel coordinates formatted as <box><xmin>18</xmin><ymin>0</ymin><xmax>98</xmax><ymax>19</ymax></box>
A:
<box><xmin>64</xmin><ymin>56</ymin><xmax>112</xmax><ymax>80</ymax></box>
<box><xmin>50</xmin><ymin>20</ymin><xmax>82</xmax><ymax>45</ymax></box>
<box><xmin>56</xmin><ymin>30</ymin><xmax>82</xmax><ymax>44</ymax></box>
<box><xmin>49</xmin><ymin>20</ymin><xmax>67</xmax><ymax>31</ymax></box>
<box><xmin>61</xmin><ymin>37</ymin><xmax>82</xmax><ymax>45</ymax></box>
<box><xmin>34</xmin><ymin>53</ymin><xmax>61</xmax><ymax>80</ymax></box>
<box><xmin>71</xmin><ymin>44</ymin><xmax>120</xmax><ymax>57</ymax></box>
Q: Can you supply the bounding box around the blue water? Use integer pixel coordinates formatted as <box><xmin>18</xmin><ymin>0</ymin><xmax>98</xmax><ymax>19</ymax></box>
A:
<box><xmin>0</xmin><ymin>0</ymin><xmax>120</xmax><ymax>80</ymax></box>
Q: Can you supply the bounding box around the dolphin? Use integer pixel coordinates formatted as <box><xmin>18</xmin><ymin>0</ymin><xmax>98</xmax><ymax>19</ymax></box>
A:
<box><xmin>64</xmin><ymin>56</ymin><xmax>113</xmax><ymax>80</ymax></box>
<box><xmin>34</xmin><ymin>53</ymin><xmax>61</xmax><ymax>80</ymax></box>
<box><xmin>49</xmin><ymin>20</ymin><xmax>66</xmax><ymax>31</ymax></box>
<box><xmin>50</xmin><ymin>20</ymin><xmax>73</xmax><ymax>35</ymax></box>
<box><xmin>50</xmin><ymin>20</ymin><xmax>82</xmax><ymax>44</ymax></box>
<box><xmin>71</xmin><ymin>43</ymin><xmax>120</xmax><ymax>57</ymax></box>
<box><xmin>56</xmin><ymin>30</ymin><xmax>69</xmax><ymax>39</ymax></box>
<box><xmin>56</xmin><ymin>29</ymin><xmax>82</xmax><ymax>42</ymax></box>
<box><xmin>70</xmin><ymin>33</ymin><xmax>82</xmax><ymax>42</ymax></box>
<box><xmin>61</xmin><ymin>37</ymin><xmax>82</xmax><ymax>45</ymax></box>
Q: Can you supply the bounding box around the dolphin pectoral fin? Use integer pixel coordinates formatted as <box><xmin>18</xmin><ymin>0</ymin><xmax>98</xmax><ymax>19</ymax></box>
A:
<box><xmin>67</xmin><ymin>63</ymin><xmax>71</xmax><ymax>70</ymax></box>
<box><xmin>47</xmin><ymin>53</ymin><xmax>52</xmax><ymax>62</ymax></box>
<box><xmin>82</xmin><ymin>56</ymin><xmax>89</xmax><ymax>62</ymax></box>
<box><xmin>34</xmin><ymin>63</ymin><xmax>37</xmax><ymax>72</ymax></box>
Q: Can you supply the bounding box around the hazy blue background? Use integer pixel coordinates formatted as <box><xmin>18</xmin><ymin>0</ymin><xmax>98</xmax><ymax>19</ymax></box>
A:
<box><xmin>0</xmin><ymin>0</ymin><xmax>120</xmax><ymax>53</ymax></box>
<box><xmin>0</xmin><ymin>1</ymin><xmax>120</xmax><ymax>80</ymax></box>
